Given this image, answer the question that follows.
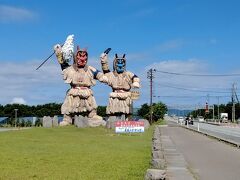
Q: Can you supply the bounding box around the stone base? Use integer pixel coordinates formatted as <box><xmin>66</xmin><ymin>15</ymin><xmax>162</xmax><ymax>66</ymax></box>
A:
<box><xmin>74</xmin><ymin>115</ymin><xmax>106</xmax><ymax>128</ymax></box>
<box><xmin>43</xmin><ymin>116</ymin><xmax>59</xmax><ymax>128</ymax></box>
<box><xmin>88</xmin><ymin>119</ymin><xmax>106</xmax><ymax>127</ymax></box>
<box><xmin>52</xmin><ymin>116</ymin><xmax>58</xmax><ymax>127</ymax></box>
<box><xmin>105</xmin><ymin>116</ymin><xmax>118</xmax><ymax>129</ymax></box>
<box><xmin>139</xmin><ymin>119</ymin><xmax>150</xmax><ymax>129</ymax></box>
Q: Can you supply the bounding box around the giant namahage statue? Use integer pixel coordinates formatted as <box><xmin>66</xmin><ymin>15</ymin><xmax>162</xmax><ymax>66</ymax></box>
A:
<box><xmin>100</xmin><ymin>52</ymin><xmax>140</xmax><ymax>120</ymax></box>
<box><xmin>54</xmin><ymin>35</ymin><xmax>107</xmax><ymax>126</ymax></box>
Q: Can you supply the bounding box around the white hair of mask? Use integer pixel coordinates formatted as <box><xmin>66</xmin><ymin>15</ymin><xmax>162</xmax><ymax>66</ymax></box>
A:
<box><xmin>62</xmin><ymin>34</ymin><xmax>74</xmax><ymax>62</ymax></box>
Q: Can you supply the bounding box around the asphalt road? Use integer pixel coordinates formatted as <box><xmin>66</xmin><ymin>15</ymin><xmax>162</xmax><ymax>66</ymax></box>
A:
<box><xmin>169</xmin><ymin>116</ymin><xmax>240</xmax><ymax>145</ymax></box>
<box><xmin>163</xmin><ymin>121</ymin><xmax>240</xmax><ymax>180</ymax></box>
<box><xmin>191</xmin><ymin>122</ymin><xmax>240</xmax><ymax>144</ymax></box>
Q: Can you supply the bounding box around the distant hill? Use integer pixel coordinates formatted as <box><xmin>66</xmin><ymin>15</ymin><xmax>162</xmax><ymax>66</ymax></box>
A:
<box><xmin>168</xmin><ymin>109</ymin><xmax>192</xmax><ymax>116</ymax></box>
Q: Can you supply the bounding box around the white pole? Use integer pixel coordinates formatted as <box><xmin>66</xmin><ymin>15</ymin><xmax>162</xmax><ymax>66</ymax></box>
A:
<box><xmin>197</xmin><ymin>123</ymin><xmax>200</xmax><ymax>131</ymax></box>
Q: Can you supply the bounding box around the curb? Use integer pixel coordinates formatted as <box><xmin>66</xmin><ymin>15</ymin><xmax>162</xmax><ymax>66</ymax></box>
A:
<box><xmin>145</xmin><ymin>125</ymin><xmax>196</xmax><ymax>180</ymax></box>
<box><xmin>144</xmin><ymin>126</ymin><xmax>166</xmax><ymax>180</ymax></box>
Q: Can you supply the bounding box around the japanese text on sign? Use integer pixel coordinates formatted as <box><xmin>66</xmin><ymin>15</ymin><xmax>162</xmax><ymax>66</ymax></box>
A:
<box><xmin>115</xmin><ymin>121</ymin><xmax>144</xmax><ymax>133</ymax></box>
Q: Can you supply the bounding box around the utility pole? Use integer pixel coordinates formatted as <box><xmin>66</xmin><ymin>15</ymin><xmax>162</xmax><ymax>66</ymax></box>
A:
<box><xmin>14</xmin><ymin>109</ymin><xmax>18</xmax><ymax>128</ymax></box>
<box><xmin>207</xmin><ymin>94</ymin><xmax>210</xmax><ymax>105</ymax></box>
<box><xmin>217</xmin><ymin>96</ymin><xmax>220</xmax><ymax>122</ymax></box>
<box><xmin>232</xmin><ymin>84</ymin><xmax>235</xmax><ymax>123</ymax></box>
<box><xmin>147</xmin><ymin>68</ymin><xmax>156</xmax><ymax>124</ymax></box>
<box><xmin>232</xmin><ymin>83</ymin><xmax>239</xmax><ymax>123</ymax></box>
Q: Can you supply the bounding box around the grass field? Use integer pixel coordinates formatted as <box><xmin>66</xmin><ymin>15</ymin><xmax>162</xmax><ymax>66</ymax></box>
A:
<box><xmin>0</xmin><ymin>126</ymin><xmax>153</xmax><ymax>180</ymax></box>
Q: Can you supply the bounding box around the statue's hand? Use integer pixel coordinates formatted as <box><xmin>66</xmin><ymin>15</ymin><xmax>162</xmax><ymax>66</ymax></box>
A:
<box><xmin>54</xmin><ymin>44</ymin><xmax>64</xmax><ymax>64</ymax></box>
<box><xmin>132</xmin><ymin>77</ymin><xmax>140</xmax><ymax>88</ymax></box>
<box><xmin>100</xmin><ymin>53</ymin><xmax>108</xmax><ymax>63</ymax></box>
<box><xmin>54</xmin><ymin>44</ymin><xmax>62</xmax><ymax>54</ymax></box>
<box><xmin>132</xmin><ymin>82</ymin><xmax>140</xmax><ymax>88</ymax></box>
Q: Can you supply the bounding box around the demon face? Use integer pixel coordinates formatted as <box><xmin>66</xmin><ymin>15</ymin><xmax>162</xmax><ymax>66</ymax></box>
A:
<box><xmin>75</xmin><ymin>46</ymin><xmax>88</xmax><ymax>68</ymax></box>
<box><xmin>114</xmin><ymin>54</ymin><xmax>126</xmax><ymax>73</ymax></box>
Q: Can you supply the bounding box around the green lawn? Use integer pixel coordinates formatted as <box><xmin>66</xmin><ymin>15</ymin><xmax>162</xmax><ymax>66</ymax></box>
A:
<box><xmin>0</xmin><ymin>126</ymin><xmax>153</xmax><ymax>180</ymax></box>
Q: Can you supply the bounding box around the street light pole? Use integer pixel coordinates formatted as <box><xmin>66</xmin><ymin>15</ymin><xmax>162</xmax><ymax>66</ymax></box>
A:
<box><xmin>14</xmin><ymin>109</ymin><xmax>18</xmax><ymax>128</ymax></box>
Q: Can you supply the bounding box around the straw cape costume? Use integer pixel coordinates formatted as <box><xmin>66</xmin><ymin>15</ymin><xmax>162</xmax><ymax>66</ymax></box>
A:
<box><xmin>100</xmin><ymin>52</ymin><xmax>140</xmax><ymax>119</ymax></box>
<box><xmin>54</xmin><ymin>35</ymin><xmax>107</xmax><ymax>126</ymax></box>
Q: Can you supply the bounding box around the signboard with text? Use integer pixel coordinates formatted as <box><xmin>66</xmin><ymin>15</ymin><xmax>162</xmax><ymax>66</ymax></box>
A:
<box><xmin>115</xmin><ymin>121</ymin><xmax>144</xmax><ymax>133</ymax></box>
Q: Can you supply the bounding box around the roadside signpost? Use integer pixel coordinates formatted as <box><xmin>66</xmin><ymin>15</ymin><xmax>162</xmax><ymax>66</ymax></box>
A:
<box><xmin>115</xmin><ymin>121</ymin><xmax>144</xmax><ymax>133</ymax></box>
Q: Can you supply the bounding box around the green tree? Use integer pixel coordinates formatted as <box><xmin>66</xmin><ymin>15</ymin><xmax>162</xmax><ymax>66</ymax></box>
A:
<box><xmin>0</xmin><ymin>103</ymin><xmax>62</xmax><ymax>126</ymax></box>
<box><xmin>152</xmin><ymin>102</ymin><xmax>167</xmax><ymax>121</ymax></box>
<box><xmin>137</xmin><ymin>102</ymin><xmax>167</xmax><ymax>122</ymax></box>
<box><xmin>97</xmin><ymin>106</ymin><xmax>107</xmax><ymax>117</ymax></box>
<box><xmin>137</xmin><ymin>103</ymin><xmax>149</xmax><ymax>119</ymax></box>
<box><xmin>35</xmin><ymin>118</ymin><xmax>42</xmax><ymax>127</ymax></box>
<box><xmin>0</xmin><ymin>105</ymin><xmax>4</xmax><ymax>116</ymax></box>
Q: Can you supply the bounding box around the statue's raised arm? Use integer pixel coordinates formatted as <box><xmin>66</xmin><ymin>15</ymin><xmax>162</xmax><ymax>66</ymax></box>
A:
<box><xmin>99</xmin><ymin>51</ymin><xmax>141</xmax><ymax>120</ymax></box>
<box><xmin>54</xmin><ymin>34</ymin><xmax>74</xmax><ymax>70</ymax></box>
<box><xmin>100</xmin><ymin>48</ymin><xmax>112</xmax><ymax>74</ymax></box>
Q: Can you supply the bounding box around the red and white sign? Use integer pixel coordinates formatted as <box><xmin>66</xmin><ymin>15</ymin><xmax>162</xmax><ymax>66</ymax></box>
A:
<box><xmin>115</xmin><ymin>121</ymin><xmax>144</xmax><ymax>133</ymax></box>
<box><xmin>205</xmin><ymin>102</ymin><xmax>209</xmax><ymax>113</ymax></box>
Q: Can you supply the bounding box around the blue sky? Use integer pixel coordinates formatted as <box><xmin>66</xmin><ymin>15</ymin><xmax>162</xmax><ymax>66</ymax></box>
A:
<box><xmin>1</xmin><ymin>0</ymin><xmax>240</xmax><ymax>109</ymax></box>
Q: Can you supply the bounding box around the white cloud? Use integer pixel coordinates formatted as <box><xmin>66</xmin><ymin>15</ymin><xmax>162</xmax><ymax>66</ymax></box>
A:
<box><xmin>137</xmin><ymin>59</ymin><xmax>240</xmax><ymax>108</ymax></box>
<box><xmin>0</xmin><ymin>5</ymin><xmax>36</xmax><ymax>22</ymax></box>
<box><xmin>0</xmin><ymin>58</ymin><xmax>114</xmax><ymax>106</ymax></box>
<box><xmin>0</xmin><ymin>59</ymin><xmax>65</xmax><ymax>105</ymax></box>
<box><xmin>146</xmin><ymin>59</ymin><xmax>207</xmax><ymax>73</ymax></box>
<box><xmin>1</xmin><ymin>57</ymin><xmax>240</xmax><ymax>109</ymax></box>
<box><xmin>11</xmin><ymin>97</ymin><xmax>26</xmax><ymax>104</ymax></box>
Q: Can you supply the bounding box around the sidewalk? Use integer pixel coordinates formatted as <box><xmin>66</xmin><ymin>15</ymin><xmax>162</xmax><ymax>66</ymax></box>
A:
<box><xmin>158</xmin><ymin>125</ymin><xmax>195</xmax><ymax>180</ymax></box>
<box><xmin>0</xmin><ymin>127</ymin><xmax>31</xmax><ymax>132</ymax></box>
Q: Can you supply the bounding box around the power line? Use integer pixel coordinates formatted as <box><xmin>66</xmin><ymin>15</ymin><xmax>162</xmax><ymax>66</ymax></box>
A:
<box><xmin>156</xmin><ymin>70</ymin><xmax>240</xmax><ymax>77</ymax></box>
<box><xmin>154</xmin><ymin>95</ymin><xmax>230</xmax><ymax>98</ymax></box>
<box><xmin>157</xmin><ymin>84</ymin><xmax>231</xmax><ymax>93</ymax></box>
<box><xmin>157</xmin><ymin>82</ymin><xmax>231</xmax><ymax>91</ymax></box>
